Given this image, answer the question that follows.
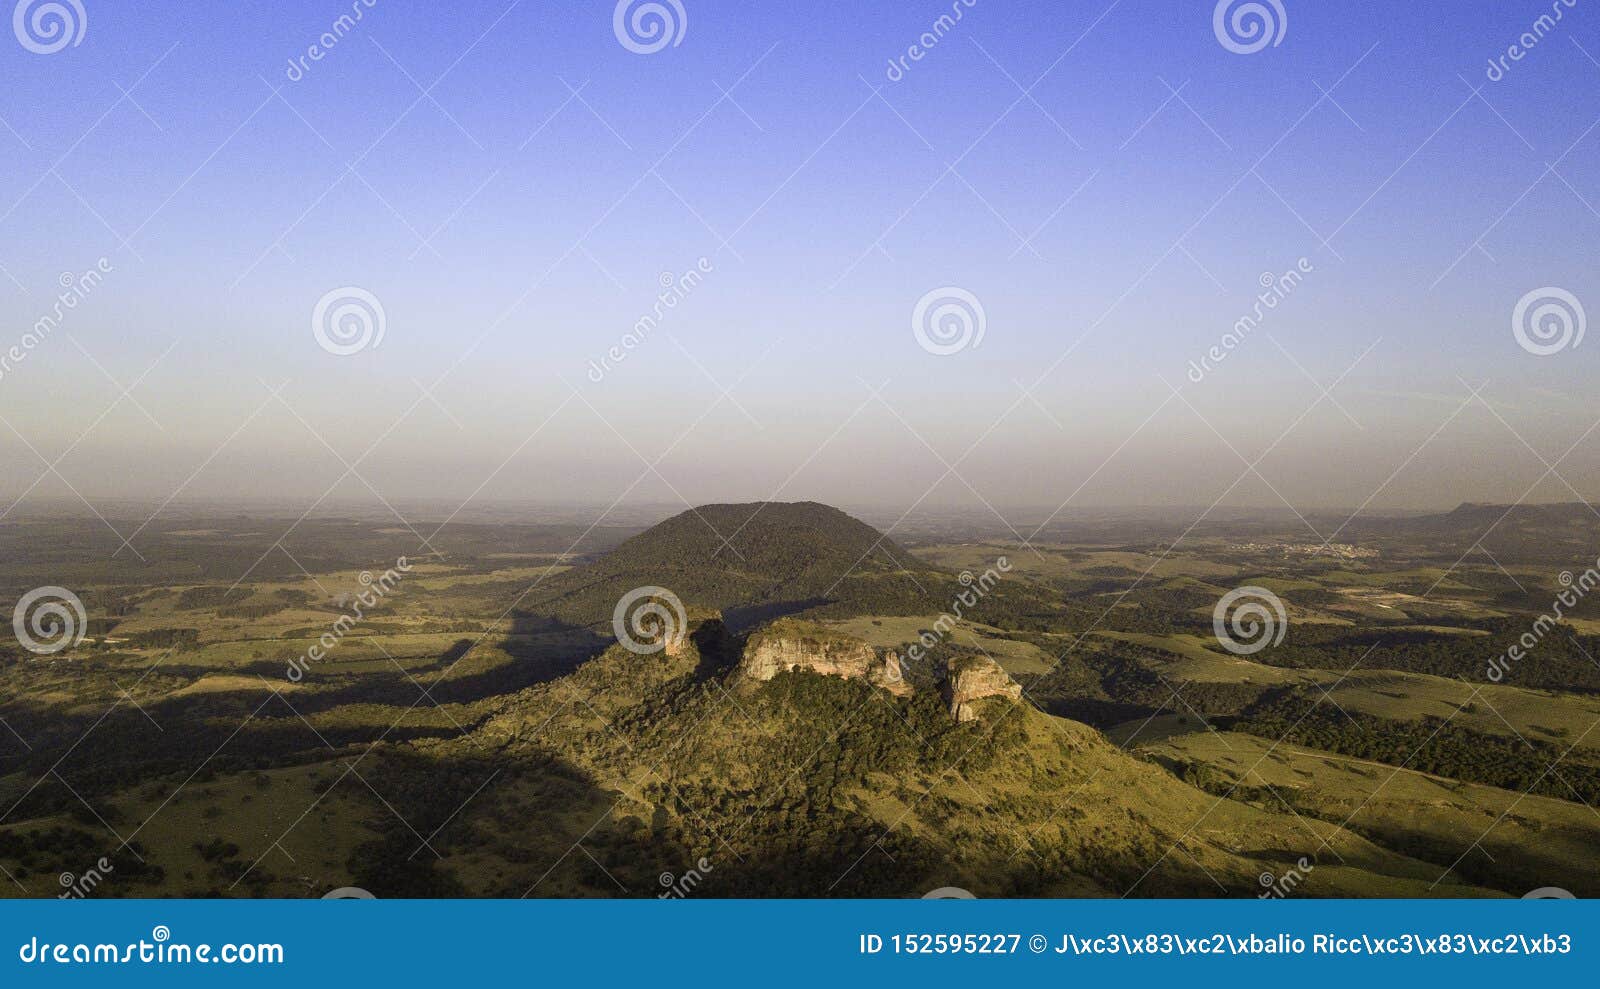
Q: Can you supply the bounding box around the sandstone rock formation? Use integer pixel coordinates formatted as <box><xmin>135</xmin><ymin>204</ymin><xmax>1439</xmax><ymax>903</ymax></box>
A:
<box><xmin>942</xmin><ymin>654</ymin><xmax>1022</xmax><ymax>722</ymax></box>
<box><xmin>736</xmin><ymin>619</ymin><xmax>912</xmax><ymax>697</ymax></box>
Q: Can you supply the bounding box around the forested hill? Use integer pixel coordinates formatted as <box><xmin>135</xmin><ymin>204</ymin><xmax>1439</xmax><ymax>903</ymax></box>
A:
<box><xmin>596</xmin><ymin>502</ymin><xmax>916</xmax><ymax>580</ymax></box>
<box><xmin>511</xmin><ymin>502</ymin><xmax>956</xmax><ymax>630</ymax></box>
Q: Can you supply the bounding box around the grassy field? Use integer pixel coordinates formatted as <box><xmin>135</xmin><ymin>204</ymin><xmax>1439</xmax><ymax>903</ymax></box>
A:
<box><xmin>1140</xmin><ymin>729</ymin><xmax>1600</xmax><ymax>897</ymax></box>
<box><xmin>823</xmin><ymin>615</ymin><xmax>1055</xmax><ymax>675</ymax></box>
<box><xmin>4</xmin><ymin>509</ymin><xmax>1598</xmax><ymax>899</ymax></box>
<box><xmin>1086</xmin><ymin>630</ymin><xmax>1600</xmax><ymax>753</ymax></box>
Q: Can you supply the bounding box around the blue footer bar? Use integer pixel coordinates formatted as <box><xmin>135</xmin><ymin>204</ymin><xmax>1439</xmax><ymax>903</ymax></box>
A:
<box><xmin>2</xmin><ymin>899</ymin><xmax>1591</xmax><ymax>986</ymax></box>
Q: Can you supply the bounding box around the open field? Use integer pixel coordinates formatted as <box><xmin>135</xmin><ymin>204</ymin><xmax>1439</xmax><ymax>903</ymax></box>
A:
<box><xmin>3</xmin><ymin>506</ymin><xmax>1599</xmax><ymax>898</ymax></box>
<box><xmin>1140</xmin><ymin>729</ymin><xmax>1600</xmax><ymax>898</ymax></box>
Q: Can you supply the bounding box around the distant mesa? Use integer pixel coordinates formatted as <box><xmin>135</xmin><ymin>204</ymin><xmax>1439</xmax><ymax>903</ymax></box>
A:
<box><xmin>1437</xmin><ymin>502</ymin><xmax>1595</xmax><ymax>528</ymax></box>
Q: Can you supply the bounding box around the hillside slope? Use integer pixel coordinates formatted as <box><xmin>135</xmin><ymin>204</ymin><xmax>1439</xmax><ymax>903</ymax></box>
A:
<box><xmin>511</xmin><ymin>502</ymin><xmax>1011</xmax><ymax>631</ymax></box>
<box><xmin>351</xmin><ymin>622</ymin><xmax>1493</xmax><ymax>898</ymax></box>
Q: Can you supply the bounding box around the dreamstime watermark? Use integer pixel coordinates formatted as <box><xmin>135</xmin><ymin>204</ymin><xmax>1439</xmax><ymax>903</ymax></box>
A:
<box><xmin>12</xmin><ymin>586</ymin><xmax>86</xmax><ymax>655</ymax></box>
<box><xmin>586</xmin><ymin>258</ymin><xmax>712</xmax><ymax>382</ymax></box>
<box><xmin>1486</xmin><ymin>559</ymin><xmax>1600</xmax><ymax>683</ymax></box>
<box><xmin>1186</xmin><ymin>258</ymin><xmax>1312</xmax><ymax>383</ymax></box>
<box><xmin>12</xmin><ymin>0</ymin><xmax>86</xmax><ymax>55</ymax></box>
<box><xmin>1523</xmin><ymin>886</ymin><xmax>1576</xmax><ymax>899</ymax></box>
<box><xmin>1485</xmin><ymin>0</ymin><xmax>1579</xmax><ymax>82</ymax></box>
<box><xmin>283</xmin><ymin>0</ymin><xmax>378</xmax><ymax>82</ymax></box>
<box><xmin>613</xmin><ymin>0</ymin><xmax>686</xmax><ymax>55</ymax></box>
<box><xmin>1212</xmin><ymin>586</ymin><xmax>1287</xmax><ymax>656</ymax></box>
<box><xmin>17</xmin><ymin>927</ymin><xmax>285</xmax><ymax>966</ymax></box>
<box><xmin>613</xmin><ymin>586</ymin><xmax>686</xmax><ymax>655</ymax></box>
<box><xmin>912</xmin><ymin>287</ymin><xmax>985</xmax><ymax>356</ymax></box>
<box><xmin>1258</xmin><ymin>856</ymin><xmax>1314</xmax><ymax>899</ymax></box>
<box><xmin>1512</xmin><ymin>287</ymin><xmax>1585</xmax><ymax>356</ymax></box>
<box><xmin>889</xmin><ymin>558</ymin><xmax>1011</xmax><ymax>680</ymax></box>
<box><xmin>321</xmin><ymin>886</ymin><xmax>376</xmax><ymax>899</ymax></box>
<box><xmin>883</xmin><ymin>0</ymin><xmax>978</xmax><ymax>82</ymax></box>
<box><xmin>285</xmin><ymin>557</ymin><xmax>412</xmax><ymax>681</ymax></box>
<box><xmin>1</xmin><ymin>258</ymin><xmax>113</xmax><ymax>387</ymax></box>
<box><xmin>58</xmin><ymin>857</ymin><xmax>113</xmax><ymax>900</ymax></box>
<box><xmin>312</xmin><ymin>286</ymin><xmax>386</xmax><ymax>356</ymax></box>
<box><xmin>1212</xmin><ymin>0</ymin><xmax>1286</xmax><ymax>55</ymax></box>
<box><xmin>658</xmin><ymin>855</ymin><xmax>713</xmax><ymax>898</ymax></box>
<box><xmin>921</xmin><ymin>886</ymin><xmax>977</xmax><ymax>899</ymax></box>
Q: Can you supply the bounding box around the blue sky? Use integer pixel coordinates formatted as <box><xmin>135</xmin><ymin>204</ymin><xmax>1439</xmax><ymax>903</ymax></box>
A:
<box><xmin>1</xmin><ymin>0</ymin><xmax>1597</xmax><ymax>517</ymax></box>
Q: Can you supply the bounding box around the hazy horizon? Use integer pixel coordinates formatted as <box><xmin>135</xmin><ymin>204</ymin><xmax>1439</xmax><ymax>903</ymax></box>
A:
<box><xmin>0</xmin><ymin>492</ymin><xmax>1540</xmax><ymax>517</ymax></box>
<box><xmin>3</xmin><ymin>0</ymin><xmax>1597</xmax><ymax>531</ymax></box>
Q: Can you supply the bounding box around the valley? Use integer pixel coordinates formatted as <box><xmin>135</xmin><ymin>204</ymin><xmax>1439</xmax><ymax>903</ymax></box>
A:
<box><xmin>1</xmin><ymin>501</ymin><xmax>1596</xmax><ymax>899</ymax></box>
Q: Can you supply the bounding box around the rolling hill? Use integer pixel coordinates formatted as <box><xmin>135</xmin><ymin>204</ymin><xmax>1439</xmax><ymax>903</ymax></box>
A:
<box><xmin>513</xmin><ymin>502</ymin><xmax>975</xmax><ymax>631</ymax></box>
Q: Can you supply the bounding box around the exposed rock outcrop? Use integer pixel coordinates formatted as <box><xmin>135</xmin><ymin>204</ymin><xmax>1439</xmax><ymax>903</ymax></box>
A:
<box><xmin>734</xmin><ymin>620</ymin><xmax>1030</xmax><ymax>719</ymax></box>
<box><xmin>665</xmin><ymin>609</ymin><xmax>726</xmax><ymax>661</ymax></box>
<box><xmin>736</xmin><ymin>619</ymin><xmax>912</xmax><ymax>697</ymax></box>
<box><xmin>943</xmin><ymin>654</ymin><xmax>1022</xmax><ymax>722</ymax></box>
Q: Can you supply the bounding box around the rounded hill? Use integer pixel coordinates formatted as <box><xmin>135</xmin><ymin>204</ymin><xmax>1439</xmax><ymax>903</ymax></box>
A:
<box><xmin>518</xmin><ymin>502</ymin><xmax>949</xmax><ymax>631</ymax></box>
<box><xmin>597</xmin><ymin>502</ymin><xmax>913</xmax><ymax>582</ymax></box>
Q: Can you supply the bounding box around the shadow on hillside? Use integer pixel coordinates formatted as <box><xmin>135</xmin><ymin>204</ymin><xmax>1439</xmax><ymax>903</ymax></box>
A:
<box><xmin>3</xmin><ymin>693</ymin><xmax>1467</xmax><ymax>900</ymax></box>
<box><xmin>212</xmin><ymin>614</ymin><xmax>615</xmax><ymax>708</ymax></box>
<box><xmin>722</xmin><ymin>597</ymin><xmax>830</xmax><ymax>633</ymax></box>
<box><xmin>325</xmin><ymin>738</ymin><xmax>1304</xmax><ymax>898</ymax></box>
<box><xmin>0</xmin><ymin>617</ymin><xmax>616</xmax><ymax>822</ymax></box>
<box><xmin>1036</xmin><ymin>697</ymin><xmax>1163</xmax><ymax>730</ymax></box>
<box><xmin>323</xmin><ymin>747</ymin><xmax>832</xmax><ymax>900</ymax></box>
<box><xmin>690</xmin><ymin>621</ymin><xmax>740</xmax><ymax>681</ymax></box>
<box><xmin>0</xmin><ymin>691</ymin><xmax>466</xmax><ymax>827</ymax></box>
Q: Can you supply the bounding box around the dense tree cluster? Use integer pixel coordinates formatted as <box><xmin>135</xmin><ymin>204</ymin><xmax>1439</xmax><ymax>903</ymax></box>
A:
<box><xmin>1244</xmin><ymin>623</ymin><xmax>1600</xmax><ymax>693</ymax></box>
<box><xmin>1231</xmin><ymin>694</ymin><xmax>1600</xmax><ymax>804</ymax></box>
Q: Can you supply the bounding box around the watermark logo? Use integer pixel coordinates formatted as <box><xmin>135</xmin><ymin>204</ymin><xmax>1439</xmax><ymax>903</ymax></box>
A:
<box><xmin>58</xmin><ymin>857</ymin><xmax>113</xmax><ymax>899</ymax></box>
<box><xmin>284</xmin><ymin>0</ymin><xmax>378</xmax><ymax>82</ymax></box>
<box><xmin>889</xmin><ymin>558</ymin><xmax>1011</xmax><ymax>681</ymax></box>
<box><xmin>13</xmin><ymin>586</ymin><xmax>86</xmax><ymax>655</ymax></box>
<box><xmin>912</xmin><ymin>287</ymin><xmax>985</xmax><ymax>356</ymax></box>
<box><xmin>1258</xmin><ymin>857</ymin><xmax>1314</xmax><ymax>898</ymax></box>
<box><xmin>658</xmin><ymin>856</ymin><xmax>713</xmax><ymax>898</ymax></box>
<box><xmin>1187</xmin><ymin>258</ymin><xmax>1312</xmax><ymax>384</ymax></box>
<box><xmin>1212</xmin><ymin>585</ymin><xmax>1287</xmax><ymax>655</ymax></box>
<box><xmin>1485</xmin><ymin>0</ymin><xmax>1579</xmax><ymax>82</ymax></box>
<box><xmin>13</xmin><ymin>0</ymin><xmax>86</xmax><ymax>55</ymax></box>
<box><xmin>312</xmin><ymin>287</ymin><xmax>386</xmax><ymax>356</ymax></box>
<box><xmin>1488</xmin><ymin>560</ymin><xmax>1599</xmax><ymax>682</ymax></box>
<box><xmin>586</xmin><ymin>258</ymin><xmax>712</xmax><ymax>383</ymax></box>
<box><xmin>17</xmin><ymin>926</ymin><xmax>285</xmax><ymax>965</ymax></box>
<box><xmin>1523</xmin><ymin>886</ymin><xmax>1576</xmax><ymax>899</ymax></box>
<box><xmin>1513</xmin><ymin>287</ymin><xmax>1585</xmax><ymax>356</ymax></box>
<box><xmin>922</xmin><ymin>886</ymin><xmax>976</xmax><ymax>899</ymax></box>
<box><xmin>613</xmin><ymin>0</ymin><xmax>686</xmax><ymax>55</ymax></box>
<box><xmin>1</xmin><ymin>258</ymin><xmax>113</xmax><ymax>387</ymax></box>
<box><xmin>286</xmin><ymin>558</ymin><xmax>411</xmax><ymax>681</ymax></box>
<box><xmin>884</xmin><ymin>0</ymin><xmax>978</xmax><ymax>82</ymax></box>
<box><xmin>59</xmin><ymin>859</ymin><xmax>113</xmax><ymax>900</ymax></box>
<box><xmin>322</xmin><ymin>886</ymin><xmax>376</xmax><ymax>899</ymax></box>
<box><xmin>1212</xmin><ymin>0</ymin><xmax>1286</xmax><ymax>55</ymax></box>
<box><xmin>612</xmin><ymin>586</ymin><xmax>686</xmax><ymax>655</ymax></box>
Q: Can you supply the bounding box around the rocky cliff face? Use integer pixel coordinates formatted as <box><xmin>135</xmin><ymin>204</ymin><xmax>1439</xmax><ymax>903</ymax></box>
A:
<box><xmin>735</xmin><ymin>621</ymin><xmax>1027</xmax><ymax>719</ymax></box>
<box><xmin>736</xmin><ymin>620</ymin><xmax>912</xmax><ymax>697</ymax></box>
<box><xmin>942</xmin><ymin>654</ymin><xmax>1023</xmax><ymax>722</ymax></box>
